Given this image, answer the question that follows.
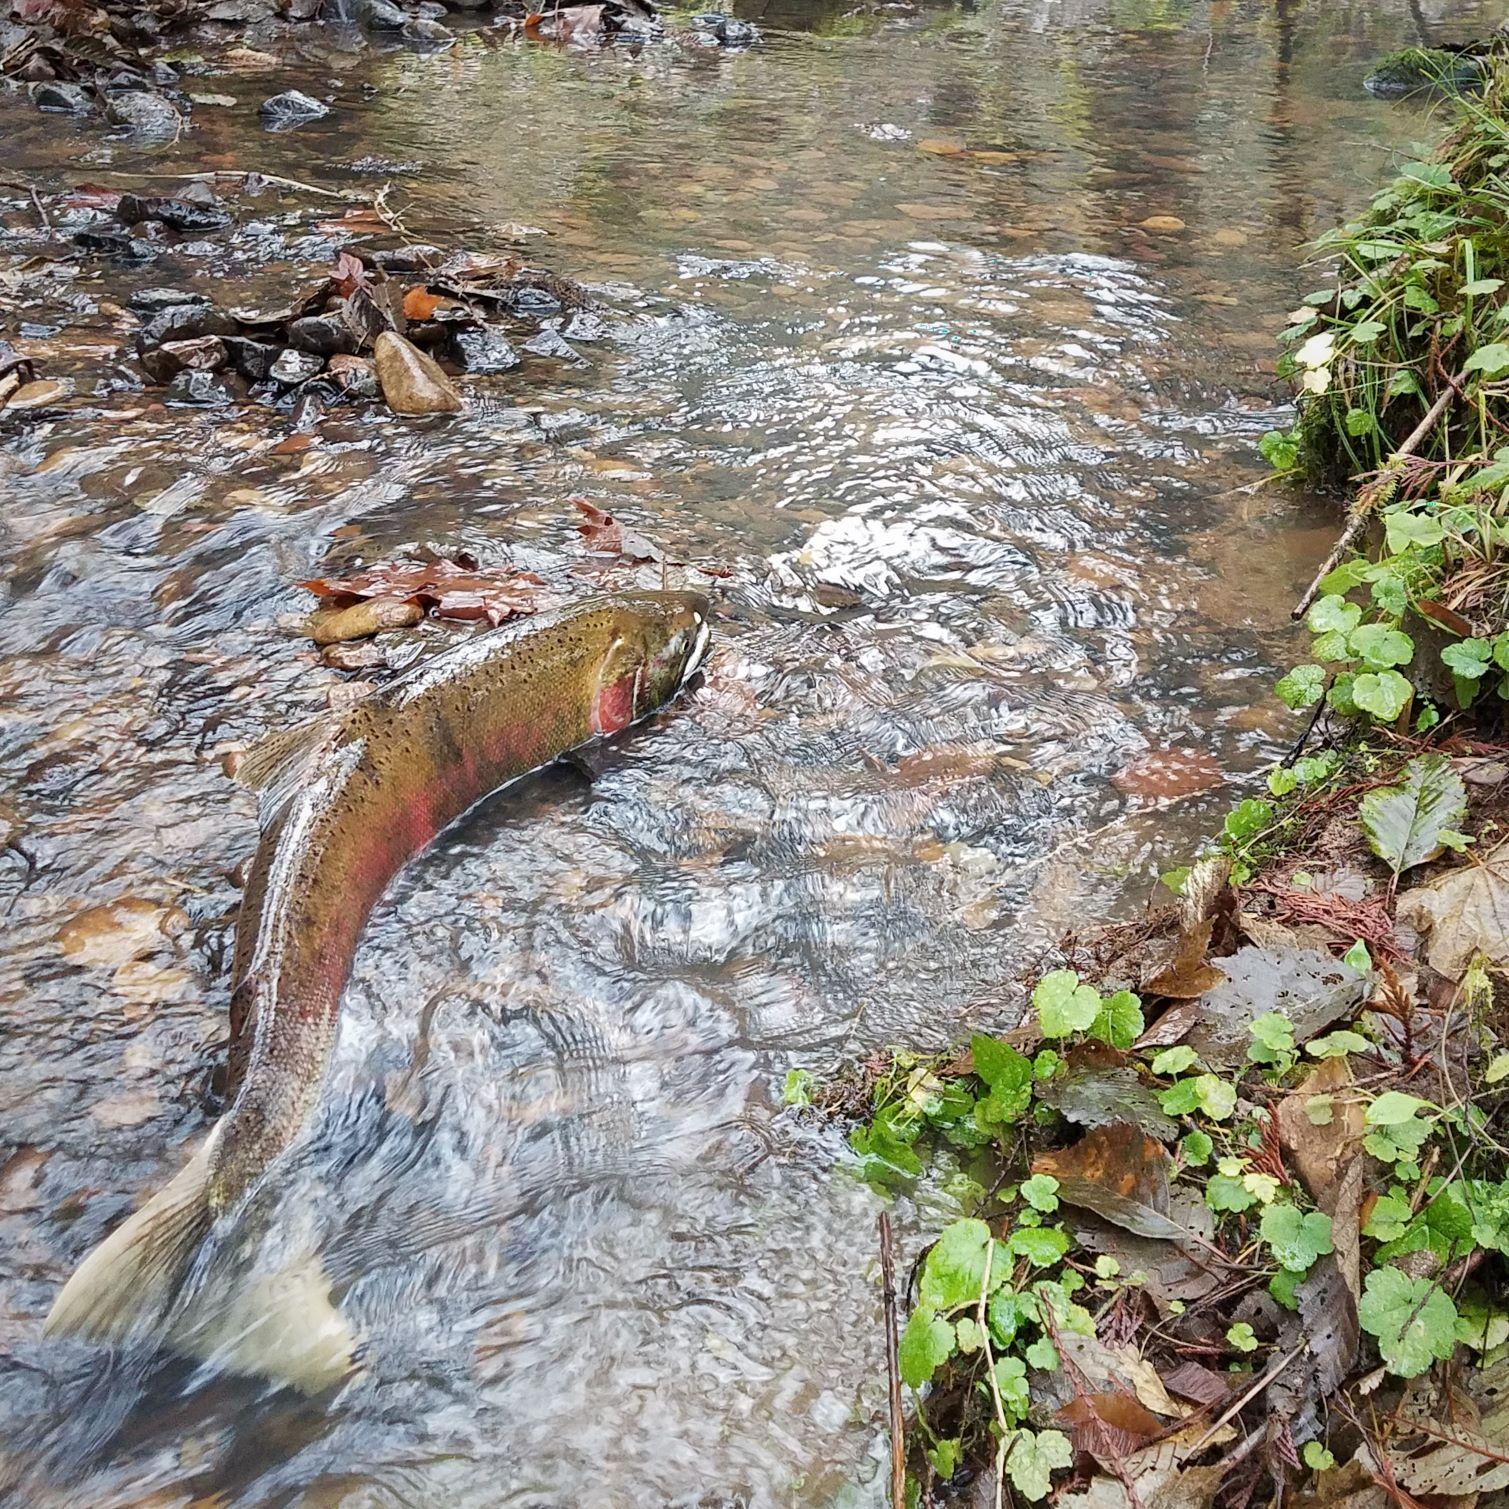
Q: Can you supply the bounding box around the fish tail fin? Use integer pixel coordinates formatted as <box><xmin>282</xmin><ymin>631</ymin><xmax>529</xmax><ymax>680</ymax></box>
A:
<box><xmin>43</xmin><ymin>1135</ymin><xmax>218</xmax><ymax>1344</ymax></box>
<box><xmin>177</xmin><ymin>1250</ymin><xmax>357</xmax><ymax>1395</ymax></box>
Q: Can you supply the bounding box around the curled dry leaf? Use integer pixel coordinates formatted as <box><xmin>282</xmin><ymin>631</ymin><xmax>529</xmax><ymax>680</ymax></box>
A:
<box><xmin>301</xmin><ymin>556</ymin><xmax>554</xmax><ymax>627</ymax></box>
<box><xmin>1396</xmin><ymin>839</ymin><xmax>1509</xmax><ymax>980</ymax></box>
<box><xmin>572</xmin><ymin>498</ymin><xmax>662</xmax><ymax>562</ymax></box>
<box><xmin>1275</xmin><ymin>1056</ymin><xmax>1364</xmax><ymax>1211</ymax></box>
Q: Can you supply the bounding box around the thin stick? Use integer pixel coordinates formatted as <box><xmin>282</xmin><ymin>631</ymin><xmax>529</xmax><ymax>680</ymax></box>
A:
<box><xmin>878</xmin><ymin>1212</ymin><xmax>906</xmax><ymax>1509</ymax></box>
<box><xmin>976</xmin><ymin>1238</ymin><xmax>1009</xmax><ymax>1509</ymax></box>
<box><xmin>97</xmin><ymin>168</ymin><xmax>353</xmax><ymax>199</ymax></box>
<box><xmin>1293</xmin><ymin>382</ymin><xmax>1457</xmax><ymax>620</ymax></box>
<box><xmin>1185</xmin><ymin>1344</ymin><xmax>1304</xmax><ymax>1456</ymax></box>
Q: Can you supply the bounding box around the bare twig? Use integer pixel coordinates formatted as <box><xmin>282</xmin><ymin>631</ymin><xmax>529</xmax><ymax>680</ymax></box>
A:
<box><xmin>1293</xmin><ymin>383</ymin><xmax>1458</xmax><ymax>621</ymax></box>
<box><xmin>878</xmin><ymin>1212</ymin><xmax>907</xmax><ymax>1509</ymax></box>
<box><xmin>1185</xmin><ymin>1345</ymin><xmax>1305</xmax><ymax>1456</ymax></box>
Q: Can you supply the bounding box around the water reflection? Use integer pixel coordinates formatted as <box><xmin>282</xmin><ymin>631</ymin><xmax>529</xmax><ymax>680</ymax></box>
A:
<box><xmin>0</xmin><ymin>0</ymin><xmax>1501</xmax><ymax>1503</ymax></box>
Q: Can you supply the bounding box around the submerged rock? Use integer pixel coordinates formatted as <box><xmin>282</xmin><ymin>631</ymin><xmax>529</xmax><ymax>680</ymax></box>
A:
<box><xmin>31</xmin><ymin>81</ymin><xmax>89</xmax><ymax>113</ymax></box>
<box><xmin>104</xmin><ymin>91</ymin><xmax>183</xmax><ymax>136</ymax></box>
<box><xmin>140</xmin><ymin>336</ymin><xmax>228</xmax><ymax>383</ymax></box>
<box><xmin>270</xmin><ymin>349</ymin><xmax>324</xmax><ymax>386</ymax></box>
<box><xmin>165</xmin><ymin>370</ymin><xmax>234</xmax><ymax>406</ymax></box>
<box><xmin>1365</xmin><ymin>47</ymin><xmax>1487</xmax><ymax>99</ymax></box>
<box><xmin>260</xmin><ymin>90</ymin><xmax>330</xmax><ymax>129</ymax></box>
<box><xmin>374</xmin><ymin>330</ymin><xmax>463</xmax><ymax>415</ymax></box>
<box><xmin>117</xmin><ymin>193</ymin><xmax>232</xmax><ymax>233</ymax></box>
<box><xmin>692</xmin><ymin>11</ymin><xmax>757</xmax><ymax>46</ymax></box>
<box><xmin>129</xmin><ymin>287</ymin><xmax>211</xmax><ymax>314</ymax></box>
<box><xmin>523</xmin><ymin>328</ymin><xmax>583</xmax><ymax>363</ymax></box>
<box><xmin>448</xmin><ymin>325</ymin><xmax>520</xmax><ymax>374</ymax></box>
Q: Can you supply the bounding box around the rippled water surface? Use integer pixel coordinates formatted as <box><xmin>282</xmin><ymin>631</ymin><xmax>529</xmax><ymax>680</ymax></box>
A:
<box><xmin>1</xmin><ymin>0</ymin><xmax>1503</xmax><ymax>1502</ymax></box>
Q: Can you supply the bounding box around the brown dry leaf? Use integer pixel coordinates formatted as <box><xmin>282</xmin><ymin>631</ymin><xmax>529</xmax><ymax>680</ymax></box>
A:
<box><xmin>1396</xmin><ymin>841</ymin><xmax>1509</xmax><ymax>980</ymax></box>
<box><xmin>1161</xmin><ymin>1360</ymin><xmax>1230</xmax><ymax>1408</ymax></box>
<box><xmin>1275</xmin><ymin>1057</ymin><xmax>1365</xmax><ymax>1210</ymax></box>
<box><xmin>1388</xmin><ymin>1358</ymin><xmax>1509</xmax><ymax>1499</ymax></box>
<box><xmin>329</xmin><ymin>249</ymin><xmax>372</xmax><ymax>301</ymax></box>
<box><xmin>1294</xmin><ymin>1460</ymin><xmax>1388</xmax><ymax>1509</ymax></box>
<box><xmin>1142</xmin><ymin>917</ymin><xmax>1226</xmax><ymax>1000</ymax></box>
<box><xmin>301</xmin><ymin>557</ymin><xmax>553</xmax><ymax>627</ymax></box>
<box><xmin>1056</xmin><ymin>1433</ymin><xmax>1224</xmax><ymax>1508</ymax></box>
<box><xmin>1033</xmin><ymin>1123</ymin><xmax>1210</xmax><ymax>1243</ymax></box>
<box><xmin>1112</xmin><ymin>748</ymin><xmax>1224</xmax><ymax>802</ymax></box>
<box><xmin>1059</xmin><ymin>1391</ymin><xmax>1165</xmax><ymax>1466</ymax></box>
<box><xmin>572</xmin><ymin>498</ymin><xmax>661</xmax><ymax>562</ymax></box>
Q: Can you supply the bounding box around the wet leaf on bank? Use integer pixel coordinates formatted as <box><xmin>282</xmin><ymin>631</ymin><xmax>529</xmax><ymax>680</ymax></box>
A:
<box><xmin>1358</xmin><ymin>753</ymin><xmax>1467</xmax><ymax>878</ymax></box>
<box><xmin>1181</xmin><ymin>947</ymin><xmax>1366</xmax><ymax>1070</ymax></box>
<box><xmin>1142</xmin><ymin>917</ymin><xmax>1226</xmax><ymax>1000</ymax></box>
<box><xmin>1034</xmin><ymin>1046</ymin><xmax>1176</xmax><ymax>1142</ymax></box>
<box><xmin>1275</xmin><ymin>1056</ymin><xmax>1365</xmax><ymax>1210</ymax></box>
<box><xmin>1396</xmin><ymin>838</ymin><xmax>1509</xmax><ymax>979</ymax></box>
<box><xmin>1033</xmin><ymin>1123</ymin><xmax>1210</xmax><ymax>1243</ymax></box>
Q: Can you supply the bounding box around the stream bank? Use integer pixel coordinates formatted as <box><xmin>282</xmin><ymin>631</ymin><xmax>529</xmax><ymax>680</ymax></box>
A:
<box><xmin>831</xmin><ymin>38</ymin><xmax>1509</xmax><ymax>1509</ymax></box>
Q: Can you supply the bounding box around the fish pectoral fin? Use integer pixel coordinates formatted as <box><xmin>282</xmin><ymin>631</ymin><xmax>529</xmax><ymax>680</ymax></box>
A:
<box><xmin>173</xmin><ymin>1250</ymin><xmax>359</xmax><ymax>1396</ymax></box>
<box><xmin>231</xmin><ymin>719</ymin><xmax>335</xmax><ymax>822</ymax></box>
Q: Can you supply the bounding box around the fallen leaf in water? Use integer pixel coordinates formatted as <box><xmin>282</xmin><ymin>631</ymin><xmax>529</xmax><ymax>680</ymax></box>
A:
<box><xmin>917</xmin><ymin>136</ymin><xmax>967</xmax><ymax>155</ymax></box>
<box><xmin>1112</xmin><ymin>749</ymin><xmax>1224</xmax><ymax>801</ymax></box>
<box><xmin>1397</xmin><ymin>840</ymin><xmax>1509</xmax><ymax>980</ymax></box>
<box><xmin>62</xmin><ymin>182</ymin><xmax>123</xmax><ymax>212</ymax></box>
<box><xmin>526</xmin><ymin>2</ymin><xmax>606</xmax><ymax>40</ymax></box>
<box><xmin>318</xmin><ymin>207</ymin><xmax>390</xmax><ymax>237</ymax></box>
<box><xmin>302</xmin><ymin>557</ymin><xmax>553</xmax><ymax>626</ymax></box>
<box><xmin>308</xmin><ymin>595</ymin><xmax>425</xmax><ymax>645</ymax></box>
<box><xmin>572</xmin><ymin>498</ymin><xmax>662</xmax><ymax>562</ymax></box>
<box><xmin>56</xmin><ymin>898</ymin><xmax>185</xmax><ymax>968</ymax></box>
<box><xmin>1034</xmin><ymin>1123</ymin><xmax>1209</xmax><ymax>1242</ymax></box>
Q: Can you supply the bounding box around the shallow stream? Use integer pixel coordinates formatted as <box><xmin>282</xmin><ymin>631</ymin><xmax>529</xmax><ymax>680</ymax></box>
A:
<box><xmin>0</xmin><ymin>0</ymin><xmax>1502</xmax><ymax>1502</ymax></box>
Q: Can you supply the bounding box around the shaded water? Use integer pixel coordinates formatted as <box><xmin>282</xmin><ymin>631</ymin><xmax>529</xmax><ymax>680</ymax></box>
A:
<box><xmin>1</xmin><ymin>0</ymin><xmax>1502</xmax><ymax>1502</ymax></box>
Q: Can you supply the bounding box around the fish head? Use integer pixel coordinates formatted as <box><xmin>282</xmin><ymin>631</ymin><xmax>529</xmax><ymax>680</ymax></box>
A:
<box><xmin>590</xmin><ymin>591</ymin><xmax>711</xmax><ymax>736</ymax></box>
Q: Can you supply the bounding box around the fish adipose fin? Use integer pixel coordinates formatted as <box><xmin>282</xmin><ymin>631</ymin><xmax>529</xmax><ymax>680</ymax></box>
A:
<box><xmin>43</xmin><ymin>1135</ymin><xmax>218</xmax><ymax>1345</ymax></box>
<box><xmin>43</xmin><ymin>1133</ymin><xmax>358</xmax><ymax>1395</ymax></box>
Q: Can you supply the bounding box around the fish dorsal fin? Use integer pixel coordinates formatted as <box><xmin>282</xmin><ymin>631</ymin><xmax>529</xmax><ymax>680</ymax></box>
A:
<box><xmin>233</xmin><ymin>718</ymin><xmax>335</xmax><ymax>823</ymax></box>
